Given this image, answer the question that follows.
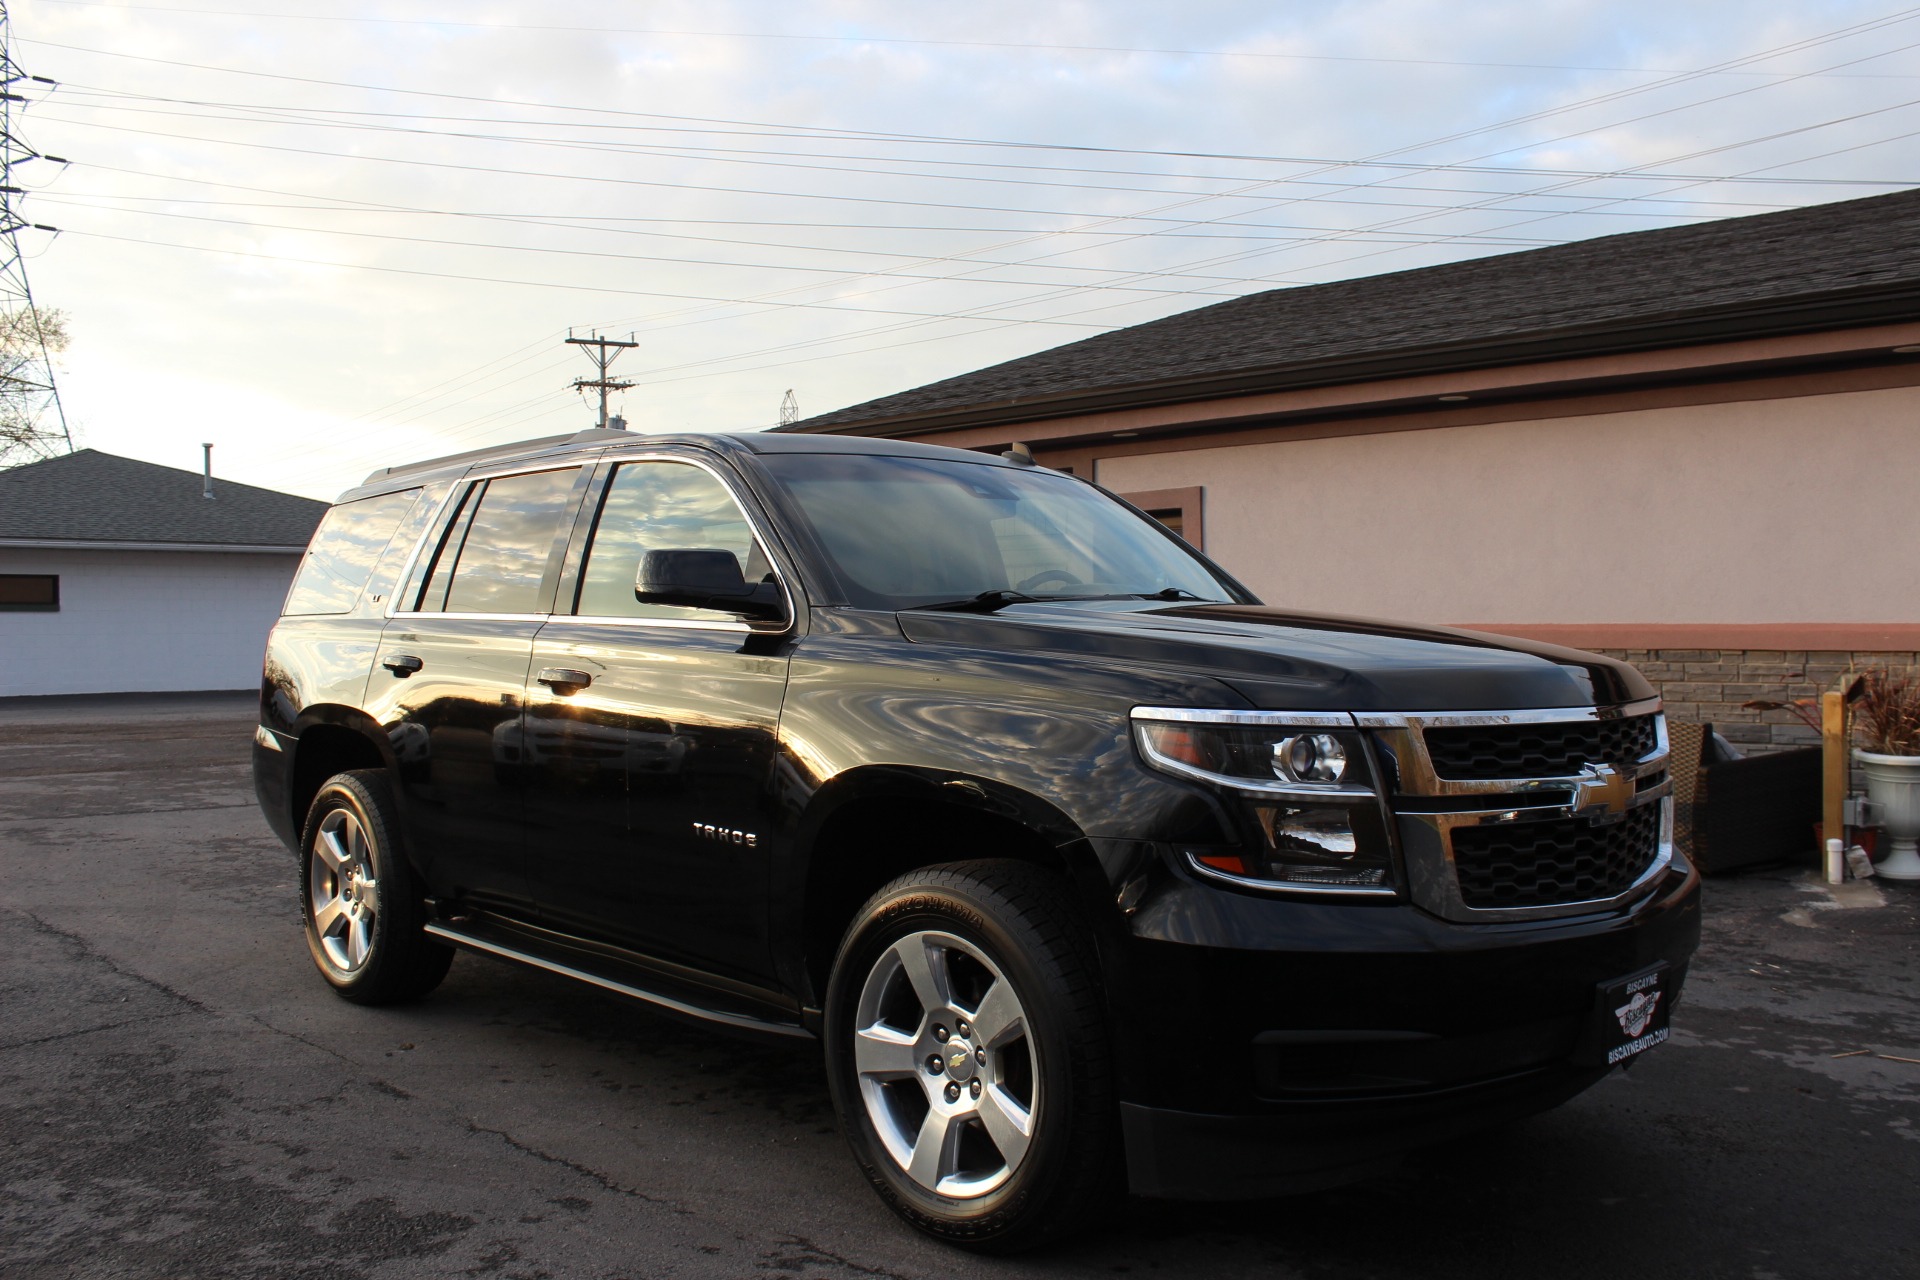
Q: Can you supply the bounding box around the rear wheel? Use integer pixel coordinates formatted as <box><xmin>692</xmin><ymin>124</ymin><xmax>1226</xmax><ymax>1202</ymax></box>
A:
<box><xmin>824</xmin><ymin>860</ymin><xmax>1121</xmax><ymax>1252</ymax></box>
<box><xmin>300</xmin><ymin>769</ymin><xmax>452</xmax><ymax>1005</ymax></box>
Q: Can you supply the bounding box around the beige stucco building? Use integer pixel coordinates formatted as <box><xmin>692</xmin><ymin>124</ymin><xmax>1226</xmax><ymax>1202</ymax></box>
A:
<box><xmin>781</xmin><ymin>190</ymin><xmax>1920</xmax><ymax>752</ymax></box>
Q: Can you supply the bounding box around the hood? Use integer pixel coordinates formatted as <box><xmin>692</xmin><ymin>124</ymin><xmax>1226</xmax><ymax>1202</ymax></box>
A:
<box><xmin>896</xmin><ymin>602</ymin><xmax>1652</xmax><ymax>713</ymax></box>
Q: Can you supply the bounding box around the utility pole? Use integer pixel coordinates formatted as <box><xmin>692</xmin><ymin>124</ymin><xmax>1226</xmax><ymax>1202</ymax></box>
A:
<box><xmin>565</xmin><ymin>330</ymin><xmax>637</xmax><ymax>430</ymax></box>
<box><xmin>779</xmin><ymin>389</ymin><xmax>799</xmax><ymax>427</ymax></box>
<box><xmin>0</xmin><ymin>1</ymin><xmax>70</xmax><ymax>467</ymax></box>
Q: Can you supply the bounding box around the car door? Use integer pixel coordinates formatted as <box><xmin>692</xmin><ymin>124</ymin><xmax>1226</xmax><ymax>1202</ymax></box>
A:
<box><xmin>522</xmin><ymin>453</ymin><xmax>795</xmax><ymax>984</ymax></box>
<box><xmin>366</xmin><ymin>463</ymin><xmax>590</xmax><ymax>918</ymax></box>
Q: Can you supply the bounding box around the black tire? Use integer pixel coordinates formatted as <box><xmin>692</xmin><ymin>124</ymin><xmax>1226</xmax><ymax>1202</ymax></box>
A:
<box><xmin>823</xmin><ymin>860</ymin><xmax>1121</xmax><ymax>1253</ymax></box>
<box><xmin>299</xmin><ymin>769</ymin><xmax>452</xmax><ymax>1005</ymax></box>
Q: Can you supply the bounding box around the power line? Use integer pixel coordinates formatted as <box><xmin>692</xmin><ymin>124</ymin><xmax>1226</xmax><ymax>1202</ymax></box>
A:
<box><xmin>25</xmin><ymin>0</ymin><xmax>1920</xmax><ymax>79</ymax></box>
<box><xmin>44</xmin><ymin>108</ymin><xmax>1870</xmax><ymax>237</ymax></box>
<box><xmin>21</xmin><ymin>8</ymin><xmax>1920</xmax><ymax>171</ymax></box>
<box><xmin>47</xmin><ymin>81</ymin><xmax>1920</xmax><ymax>189</ymax></box>
<box><xmin>36</xmin><ymin>195</ymin><xmax>1563</xmax><ymax>295</ymax></box>
<box><xmin>799</xmin><ymin>13</ymin><xmax>1920</xmax><ymax>335</ymax></box>
<box><xmin>56</xmin><ymin>226</ymin><xmax>1121</xmax><ymax>325</ymax></box>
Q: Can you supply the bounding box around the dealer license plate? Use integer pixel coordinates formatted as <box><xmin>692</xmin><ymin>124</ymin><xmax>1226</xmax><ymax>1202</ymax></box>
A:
<box><xmin>1573</xmin><ymin>964</ymin><xmax>1672</xmax><ymax>1066</ymax></box>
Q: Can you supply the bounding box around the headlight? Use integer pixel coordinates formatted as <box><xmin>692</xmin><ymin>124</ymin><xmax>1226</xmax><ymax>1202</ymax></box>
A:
<box><xmin>1274</xmin><ymin>733</ymin><xmax>1345</xmax><ymax>784</ymax></box>
<box><xmin>1132</xmin><ymin>709</ymin><xmax>1397</xmax><ymax>895</ymax></box>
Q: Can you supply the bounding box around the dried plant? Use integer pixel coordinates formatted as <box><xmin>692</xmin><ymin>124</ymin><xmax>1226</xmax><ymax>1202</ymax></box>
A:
<box><xmin>1740</xmin><ymin>672</ymin><xmax>1822</xmax><ymax>734</ymax></box>
<box><xmin>1741</xmin><ymin>693</ymin><xmax>1824</xmax><ymax>733</ymax></box>
<box><xmin>1852</xmin><ymin>667</ymin><xmax>1920</xmax><ymax>756</ymax></box>
<box><xmin>1740</xmin><ymin>666</ymin><xmax>1920</xmax><ymax>753</ymax></box>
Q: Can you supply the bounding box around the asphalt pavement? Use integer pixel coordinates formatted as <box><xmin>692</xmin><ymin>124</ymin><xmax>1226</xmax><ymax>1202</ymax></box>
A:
<box><xmin>2</xmin><ymin>694</ymin><xmax>1915</xmax><ymax>1280</ymax></box>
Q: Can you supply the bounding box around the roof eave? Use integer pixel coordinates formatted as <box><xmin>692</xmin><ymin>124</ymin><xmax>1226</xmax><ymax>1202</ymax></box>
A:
<box><xmin>782</xmin><ymin>282</ymin><xmax>1920</xmax><ymax>439</ymax></box>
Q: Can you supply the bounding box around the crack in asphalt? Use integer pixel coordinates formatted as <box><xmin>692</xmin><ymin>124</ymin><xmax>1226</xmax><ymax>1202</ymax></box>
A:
<box><xmin>0</xmin><ymin>1008</ymin><xmax>190</xmax><ymax>1052</ymax></box>
<box><xmin>464</xmin><ymin>1119</ymin><xmax>694</xmax><ymax>1215</ymax></box>
<box><xmin>12</xmin><ymin>908</ymin><xmax>377</xmax><ymax>1075</ymax></box>
<box><xmin>233</xmin><ymin>1010</ymin><xmax>364</xmax><ymax>1066</ymax></box>
<box><xmin>17</xmin><ymin>909</ymin><xmax>216</xmax><ymax>1014</ymax></box>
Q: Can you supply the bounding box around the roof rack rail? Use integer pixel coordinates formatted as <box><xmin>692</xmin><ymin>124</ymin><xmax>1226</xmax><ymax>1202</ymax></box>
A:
<box><xmin>359</xmin><ymin>428</ymin><xmax>631</xmax><ymax>487</ymax></box>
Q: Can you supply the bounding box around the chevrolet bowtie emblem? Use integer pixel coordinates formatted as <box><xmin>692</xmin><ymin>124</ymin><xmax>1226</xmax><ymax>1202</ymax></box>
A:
<box><xmin>1572</xmin><ymin>763</ymin><xmax>1634</xmax><ymax>819</ymax></box>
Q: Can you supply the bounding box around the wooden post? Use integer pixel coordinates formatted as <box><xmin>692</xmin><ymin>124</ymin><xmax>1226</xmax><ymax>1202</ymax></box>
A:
<box><xmin>1822</xmin><ymin>689</ymin><xmax>1848</xmax><ymax>862</ymax></box>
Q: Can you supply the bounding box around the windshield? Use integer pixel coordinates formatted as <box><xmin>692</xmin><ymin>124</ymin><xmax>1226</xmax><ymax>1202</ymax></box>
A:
<box><xmin>757</xmin><ymin>452</ymin><xmax>1240</xmax><ymax>610</ymax></box>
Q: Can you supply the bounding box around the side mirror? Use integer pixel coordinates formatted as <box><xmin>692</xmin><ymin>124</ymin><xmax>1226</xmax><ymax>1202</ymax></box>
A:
<box><xmin>635</xmin><ymin>549</ymin><xmax>787</xmax><ymax>626</ymax></box>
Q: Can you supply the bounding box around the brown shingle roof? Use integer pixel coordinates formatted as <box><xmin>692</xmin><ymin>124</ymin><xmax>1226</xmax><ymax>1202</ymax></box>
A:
<box><xmin>784</xmin><ymin>187</ymin><xmax>1920</xmax><ymax>436</ymax></box>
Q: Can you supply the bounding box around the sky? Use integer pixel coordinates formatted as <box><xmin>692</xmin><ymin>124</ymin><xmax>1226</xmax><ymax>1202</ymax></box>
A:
<box><xmin>6</xmin><ymin>0</ymin><xmax>1919</xmax><ymax>499</ymax></box>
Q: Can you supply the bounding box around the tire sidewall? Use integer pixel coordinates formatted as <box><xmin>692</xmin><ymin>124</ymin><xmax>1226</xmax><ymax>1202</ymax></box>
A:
<box><xmin>824</xmin><ymin>879</ymin><xmax>1088</xmax><ymax>1243</ymax></box>
<box><xmin>299</xmin><ymin>773</ymin><xmax>407</xmax><ymax>996</ymax></box>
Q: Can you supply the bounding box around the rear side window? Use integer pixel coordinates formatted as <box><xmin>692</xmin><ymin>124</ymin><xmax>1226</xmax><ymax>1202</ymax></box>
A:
<box><xmin>415</xmin><ymin>468</ymin><xmax>581</xmax><ymax>615</ymax></box>
<box><xmin>283</xmin><ymin>489</ymin><xmax>422</xmax><ymax>616</ymax></box>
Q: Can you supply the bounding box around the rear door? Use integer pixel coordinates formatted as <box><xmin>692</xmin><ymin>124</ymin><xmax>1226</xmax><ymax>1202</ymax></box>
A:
<box><xmin>522</xmin><ymin>452</ymin><xmax>796</xmax><ymax>984</ymax></box>
<box><xmin>366</xmin><ymin>463</ymin><xmax>591</xmax><ymax>918</ymax></box>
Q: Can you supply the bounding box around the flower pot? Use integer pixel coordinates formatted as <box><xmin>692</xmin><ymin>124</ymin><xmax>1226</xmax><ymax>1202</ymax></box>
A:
<box><xmin>1854</xmin><ymin>750</ymin><xmax>1920</xmax><ymax>881</ymax></box>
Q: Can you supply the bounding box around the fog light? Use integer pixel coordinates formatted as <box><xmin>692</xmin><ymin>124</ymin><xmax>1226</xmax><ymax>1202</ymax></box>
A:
<box><xmin>1249</xmin><ymin>804</ymin><xmax>1388</xmax><ymax>888</ymax></box>
<box><xmin>1260</xmin><ymin>806</ymin><xmax>1357</xmax><ymax>856</ymax></box>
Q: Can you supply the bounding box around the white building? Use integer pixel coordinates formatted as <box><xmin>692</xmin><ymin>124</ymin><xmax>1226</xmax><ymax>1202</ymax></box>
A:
<box><xmin>0</xmin><ymin>449</ymin><xmax>326</xmax><ymax>696</ymax></box>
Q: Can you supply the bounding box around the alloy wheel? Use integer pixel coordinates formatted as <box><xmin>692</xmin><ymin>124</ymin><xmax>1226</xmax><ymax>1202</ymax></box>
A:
<box><xmin>851</xmin><ymin>929</ymin><xmax>1039</xmax><ymax>1198</ymax></box>
<box><xmin>309</xmin><ymin>806</ymin><xmax>379</xmax><ymax>973</ymax></box>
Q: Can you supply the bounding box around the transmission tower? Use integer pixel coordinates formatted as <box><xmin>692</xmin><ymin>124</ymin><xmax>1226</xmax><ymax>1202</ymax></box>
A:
<box><xmin>778</xmin><ymin>389</ymin><xmax>798</xmax><ymax>427</ymax></box>
<box><xmin>0</xmin><ymin>2</ymin><xmax>69</xmax><ymax>466</ymax></box>
<box><xmin>566</xmin><ymin>330</ymin><xmax>636</xmax><ymax>430</ymax></box>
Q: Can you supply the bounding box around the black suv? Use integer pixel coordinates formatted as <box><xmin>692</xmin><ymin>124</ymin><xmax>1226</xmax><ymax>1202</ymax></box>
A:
<box><xmin>254</xmin><ymin>428</ymin><xmax>1700</xmax><ymax>1250</ymax></box>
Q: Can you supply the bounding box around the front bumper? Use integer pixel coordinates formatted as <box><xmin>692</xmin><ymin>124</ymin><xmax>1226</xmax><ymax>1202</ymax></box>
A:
<box><xmin>1110</xmin><ymin>853</ymin><xmax>1700</xmax><ymax>1195</ymax></box>
<box><xmin>1122</xmin><ymin>1064</ymin><xmax>1608</xmax><ymax>1199</ymax></box>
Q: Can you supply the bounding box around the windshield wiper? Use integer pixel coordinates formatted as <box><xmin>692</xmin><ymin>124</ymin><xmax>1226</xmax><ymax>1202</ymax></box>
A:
<box><xmin>914</xmin><ymin>586</ymin><xmax>1214</xmax><ymax>613</ymax></box>
<box><xmin>911</xmin><ymin>589</ymin><xmax>1040</xmax><ymax>614</ymax></box>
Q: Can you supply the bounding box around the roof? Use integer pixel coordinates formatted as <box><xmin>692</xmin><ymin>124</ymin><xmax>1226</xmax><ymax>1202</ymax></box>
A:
<box><xmin>784</xmin><ymin>186</ymin><xmax>1920</xmax><ymax>436</ymax></box>
<box><xmin>0</xmin><ymin>449</ymin><xmax>329</xmax><ymax>549</ymax></box>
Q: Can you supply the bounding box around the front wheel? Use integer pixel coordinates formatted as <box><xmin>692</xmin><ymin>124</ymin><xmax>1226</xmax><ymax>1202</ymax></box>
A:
<box><xmin>299</xmin><ymin>769</ymin><xmax>452</xmax><ymax>1005</ymax></box>
<box><xmin>823</xmin><ymin>861</ymin><xmax>1121</xmax><ymax>1252</ymax></box>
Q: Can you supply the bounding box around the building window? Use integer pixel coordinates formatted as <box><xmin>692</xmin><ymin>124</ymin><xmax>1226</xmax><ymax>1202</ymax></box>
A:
<box><xmin>0</xmin><ymin>574</ymin><xmax>59</xmax><ymax>611</ymax></box>
<box><xmin>1119</xmin><ymin>486</ymin><xmax>1204</xmax><ymax>550</ymax></box>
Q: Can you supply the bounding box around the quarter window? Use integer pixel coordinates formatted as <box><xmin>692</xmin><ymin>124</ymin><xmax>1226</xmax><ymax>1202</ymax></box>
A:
<box><xmin>415</xmin><ymin>468</ymin><xmax>581</xmax><ymax>615</ymax></box>
<box><xmin>576</xmin><ymin>460</ymin><xmax>772</xmax><ymax>620</ymax></box>
<box><xmin>283</xmin><ymin>488</ymin><xmax>422</xmax><ymax>616</ymax></box>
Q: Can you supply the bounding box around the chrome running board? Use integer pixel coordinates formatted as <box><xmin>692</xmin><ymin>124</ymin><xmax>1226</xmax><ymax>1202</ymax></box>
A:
<box><xmin>425</xmin><ymin>919</ymin><xmax>813</xmax><ymax>1041</ymax></box>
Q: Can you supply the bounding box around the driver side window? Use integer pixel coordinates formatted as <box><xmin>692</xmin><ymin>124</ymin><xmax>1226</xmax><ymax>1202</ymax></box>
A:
<box><xmin>575</xmin><ymin>460</ymin><xmax>773</xmax><ymax>621</ymax></box>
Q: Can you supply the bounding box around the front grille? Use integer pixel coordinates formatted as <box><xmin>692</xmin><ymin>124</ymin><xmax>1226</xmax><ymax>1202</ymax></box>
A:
<box><xmin>1450</xmin><ymin>803</ymin><xmax>1662</xmax><ymax>909</ymax></box>
<box><xmin>1422</xmin><ymin>714</ymin><xmax>1659</xmax><ymax>781</ymax></box>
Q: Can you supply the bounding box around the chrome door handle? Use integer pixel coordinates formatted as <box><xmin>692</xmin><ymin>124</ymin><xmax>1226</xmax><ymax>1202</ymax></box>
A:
<box><xmin>382</xmin><ymin>653</ymin><xmax>423</xmax><ymax>677</ymax></box>
<box><xmin>536</xmin><ymin>668</ymin><xmax>593</xmax><ymax>693</ymax></box>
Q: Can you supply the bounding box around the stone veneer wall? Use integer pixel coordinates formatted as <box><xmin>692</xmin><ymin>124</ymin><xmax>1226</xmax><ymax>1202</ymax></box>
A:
<box><xmin>1590</xmin><ymin>649</ymin><xmax>1920</xmax><ymax>756</ymax></box>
